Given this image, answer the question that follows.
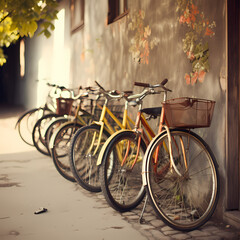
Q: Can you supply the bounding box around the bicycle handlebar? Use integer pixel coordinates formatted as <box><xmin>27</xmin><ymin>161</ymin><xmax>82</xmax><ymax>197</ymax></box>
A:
<box><xmin>95</xmin><ymin>81</ymin><xmax>126</xmax><ymax>100</ymax></box>
<box><xmin>134</xmin><ymin>79</ymin><xmax>171</xmax><ymax>92</ymax></box>
<box><xmin>127</xmin><ymin>78</ymin><xmax>171</xmax><ymax>104</ymax></box>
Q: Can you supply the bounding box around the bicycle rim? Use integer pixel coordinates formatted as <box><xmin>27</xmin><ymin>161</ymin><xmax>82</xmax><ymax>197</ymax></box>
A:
<box><xmin>70</xmin><ymin>124</ymin><xmax>110</xmax><ymax>192</ymax></box>
<box><xmin>52</xmin><ymin>123</ymin><xmax>83</xmax><ymax>182</ymax></box>
<box><xmin>100</xmin><ymin>131</ymin><xmax>146</xmax><ymax>212</ymax></box>
<box><xmin>17</xmin><ymin>108</ymin><xmax>48</xmax><ymax>146</ymax></box>
<box><xmin>44</xmin><ymin>117</ymin><xmax>69</xmax><ymax>153</ymax></box>
<box><xmin>32</xmin><ymin>113</ymin><xmax>59</xmax><ymax>156</ymax></box>
<box><xmin>145</xmin><ymin>129</ymin><xmax>219</xmax><ymax>231</ymax></box>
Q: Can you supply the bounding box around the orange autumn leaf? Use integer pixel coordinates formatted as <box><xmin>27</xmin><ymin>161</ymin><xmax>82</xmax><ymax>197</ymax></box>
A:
<box><xmin>186</xmin><ymin>51</ymin><xmax>195</xmax><ymax>61</ymax></box>
<box><xmin>205</xmin><ymin>27</ymin><xmax>214</xmax><ymax>36</ymax></box>
<box><xmin>198</xmin><ymin>70</ymin><xmax>206</xmax><ymax>82</ymax></box>
<box><xmin>190</xmin><ymin>14</ymin><xmax>196</xmax><ymax>23</ymax></box>
<box><xmin>145</xmin><ymin>57</ymin><xmax>149</xmax><ymax>64</ymax></box>
<box><xmin>191</xmin><ymin>4</ymin><xmax>199</xmax><ymax>15</ymax></box>
<box><xmin>186</xmin><ymin>17</ymin><xmax>191</xmax><ymax>24</ymax></box>
<box><xmin>179</xmin><ymin>15</ymin><xmax>186</xmax><ymax>23</ymax></box>
<box><xmin>191</xmin><ymin>72</ymin><xmax>198</xmax><ymax>85</ymax></box>
<box><xmin>185</xmin><ymin>73</ymin><xmax>191</xmax><ymax>85</ymax></box>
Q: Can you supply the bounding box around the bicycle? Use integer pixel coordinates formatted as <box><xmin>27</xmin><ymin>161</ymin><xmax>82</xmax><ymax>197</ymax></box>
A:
<box><xmin>31</xmin><ymin>87</ymin><xmax>77</xmax><ymax>156</ymax></box>
<box><xmin>48</xmin><ymin>87</ymin><xmax>104</xmax><ymax>182</ymax></box>
<box><xmin>98</xmin><ymin>80</ymin><xmax>168</xmax><ymax>212</ymax></box>
<box><xmin>69</xmin><ymin>81</ymin><xmax>135</xmax><ymax>192</ymax></box>
<box><xmin>44</xmin><ymin>90</ymin><xmax>93</xmax><ymax>153</ymax></box>
<box><xmin>141</xmin><ymin>94</ymin><xmax>219</xmax><ymax>231</ymax></box>
<box><xmin>15</xmin><ymin>82</ymin><xmax>67</xmax><ymax>146</ymax></box>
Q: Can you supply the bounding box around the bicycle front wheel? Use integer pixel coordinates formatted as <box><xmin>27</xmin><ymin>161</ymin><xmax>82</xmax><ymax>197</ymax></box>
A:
<box><xmin>51</xmin><ymin>122</ymin><xmax>83</xmax><ymax>182</ymax></box>
<box><xmin>32</xmin><ymin>113</ymin><xmax>59</xmax><ymax>156</ymax></box>
<box><xmin>100</xmin><ymin>131</ymin><xmax>146</xmax><ymax>212</ymax></box>
<box><xmin>69</xmin><ymin>124</ymin><xmax>111</xmax><ymax>192</ymax></box>
<box><xmin>144</xmin><ymin>129</ymin><xmax>219</xmax><ymax>231</ymax></box>
<box><xmin>16</xmin><ymin>108</ymin><xmax>51</xmax><ymax>146</ymax></box>
<box><xmin>44</xmin><ymin>116</ymin><xmax>69</xmax><ymax>153</ymax></box>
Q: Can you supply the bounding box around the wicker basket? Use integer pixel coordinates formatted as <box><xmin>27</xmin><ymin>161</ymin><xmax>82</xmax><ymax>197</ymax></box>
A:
<box><xmin>162</xmin><ymin>97</ymin><xmax>215</xmax><ymax>128</ymax></box>
<box><xmin>56</xmin><ymin>98</ymin><xmax>74</xmax><ymax>115</ymax></box>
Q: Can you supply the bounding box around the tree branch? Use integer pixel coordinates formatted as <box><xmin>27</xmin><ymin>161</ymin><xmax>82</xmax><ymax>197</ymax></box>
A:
<box><xmin>0</xmin><ymin>10</ymin><xmax>13</xmax><ymax>24</ymax></box>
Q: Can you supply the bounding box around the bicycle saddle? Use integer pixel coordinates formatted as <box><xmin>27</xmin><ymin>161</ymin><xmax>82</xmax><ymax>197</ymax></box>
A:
<box><xmin>140</xmin><ymin>107</ymin><xmax>162</xmax><ymax>118</ymax></box>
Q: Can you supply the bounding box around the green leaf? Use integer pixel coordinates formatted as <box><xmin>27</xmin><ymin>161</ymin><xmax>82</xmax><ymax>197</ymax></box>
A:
<box><xmin>44</xmin><ymin>29</ymin><xmax>51</xmax><ymax>38</ymax></box>
<box><xmin>28</xmin><ymin>21</ymin><xmax>38</xmax><ymax>38</ymax></box>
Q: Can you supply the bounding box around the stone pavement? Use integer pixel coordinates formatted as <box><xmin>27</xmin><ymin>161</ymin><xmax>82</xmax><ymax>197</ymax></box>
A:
<box><xmin>0</xmin><ymin>105</ymin><xmax>240</xmax><ymax>240</ymax></box>
<box><xmin>85</xmin><ymin>189</ymin><xmax>240</xmax><ymax>240</ymax></box>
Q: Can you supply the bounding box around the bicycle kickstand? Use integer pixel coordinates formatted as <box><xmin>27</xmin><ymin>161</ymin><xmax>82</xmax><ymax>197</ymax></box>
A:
<box><xmin>139</xmin><ymin>195</ymin><xmax>148</xmax><ymax>224</ymax></box>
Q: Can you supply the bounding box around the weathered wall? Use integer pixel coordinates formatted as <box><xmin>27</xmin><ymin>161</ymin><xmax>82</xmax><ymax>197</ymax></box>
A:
<box><xmin>23</xmin><ymin>0</ymin><xmax>227</xmax><ymax>217</ymax></box>
<box><xmin>70</xmin><ymin>1</ymin><xmax>227</xmax><ymax>217</ymax></box>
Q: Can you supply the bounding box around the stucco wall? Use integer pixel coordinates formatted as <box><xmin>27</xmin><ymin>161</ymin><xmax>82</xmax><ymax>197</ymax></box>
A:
<box><xmin>22</xmin><ymin>0</ymin><xmax>227</xmax><ymax>217</ymax></box>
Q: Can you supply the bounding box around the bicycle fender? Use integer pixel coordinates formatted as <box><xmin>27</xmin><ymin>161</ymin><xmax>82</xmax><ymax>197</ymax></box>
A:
<box><xmin>15</xmin><ymin>107</ymin><xmax>41</xmax><ymax>128</ymax></box>
<box><xmin>96</xmin><ymin>129</ymin><xmax>131</xmax><ymax>166</ymax></box>
<box><xmin>42</xmin><ymin>116</ymin><xmax>70</xmax><ymax>138</ymax></box>
<box><xmin>142</xmin><ymin>128</ymin><xmax>198</xmax><ymax>186</ymax></box>
<box><xmin>49</xmin><ymin>121</ymin><xmax>83</xmax><ymax>149</ymax></box>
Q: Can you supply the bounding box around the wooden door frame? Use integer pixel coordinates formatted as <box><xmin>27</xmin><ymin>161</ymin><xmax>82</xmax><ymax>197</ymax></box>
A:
<box><xmin>226</xmin><ymin>0</ymin><xmax>240</xmax><ymax>210</ymax></box>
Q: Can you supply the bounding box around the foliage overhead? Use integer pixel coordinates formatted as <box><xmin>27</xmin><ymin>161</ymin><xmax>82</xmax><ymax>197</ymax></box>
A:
<box><xmin>0</xmin><ymin>0</ymin><xmax>59</xmax><ymax>66</ymax></box>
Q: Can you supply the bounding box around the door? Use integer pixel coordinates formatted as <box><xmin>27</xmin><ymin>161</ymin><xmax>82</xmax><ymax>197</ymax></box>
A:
<box><xmin>226</xmin><ymin>0</ymin><xmax>239</xmax><ymax>210</ymax></box>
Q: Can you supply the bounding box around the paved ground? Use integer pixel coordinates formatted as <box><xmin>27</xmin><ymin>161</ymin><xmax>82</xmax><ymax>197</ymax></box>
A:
<box><xmin>0</xmin><ymin>106</ymin><xmax>240</xmax><ymax>240</ymax></box>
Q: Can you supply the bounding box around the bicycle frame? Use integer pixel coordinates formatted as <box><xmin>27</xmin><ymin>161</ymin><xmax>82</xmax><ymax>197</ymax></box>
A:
<box><xmin>141</xmin><ymin>102</ymin><xmax>188</xmax><ymax>186</ymax></box>
<box><xmin>96</xmin><ymin>108</ymin><xmax>156</xmax><ymax>167</ymax></box>
<box><xmin>86</xmin><ymin>100</ymin><xmax>135</xmax><ymax>157</ymax></box>
<box><xmin>119</xmin><ymin>110</ymin><xmax>156</xmax><ymax>169</ymax></box>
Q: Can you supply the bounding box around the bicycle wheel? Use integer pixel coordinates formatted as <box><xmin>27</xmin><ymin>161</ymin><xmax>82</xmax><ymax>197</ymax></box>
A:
<box><xmin>50</xmin><ymin>122</ymin><xmax>84</xmax><ymax>182</ymax></box>
<box><xmin>44</xmin><ymin>116</ymin><xmax>70</xmax><ymax>153</ymax></box>
<box><xmin>100</xmin><ymin>130</ymin><xmax>146</xmax><ymax>212</ymax></box>
<box><xmin>16</xmin><ymin>108</ymin><xmax>51</xmax><ymax>146</ymax></box>
<box><xmin>144</xmin><ymin>129</ymin><xmax>219</xmax><ymax>231</ymax></box>
<box><xmin>32</xmin><ymin>113</ymin><xmax>59</xmax><ymax>156</ymax></box>
<box><xmin>69</xmin><ymin>124</ymin><xmax>111</xmax><ymax>192</ymax></box>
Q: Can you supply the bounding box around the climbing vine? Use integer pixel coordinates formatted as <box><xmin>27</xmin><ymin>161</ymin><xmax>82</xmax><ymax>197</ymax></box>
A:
<box><xmin>176</xmin><ymin>0</ymin><xmax>216</xmax><ymax>85</ymax></box>
<box><xmin>128</xmin><ymin>10</ymin><xmax>159</xmax><ymax>64</ymax></box>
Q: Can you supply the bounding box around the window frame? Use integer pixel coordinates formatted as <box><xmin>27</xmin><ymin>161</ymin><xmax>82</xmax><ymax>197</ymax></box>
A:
<box><xmin>70</xmin><ymin>0</ymin><xmax>84</xmax><ymax>33</ymax></box>
<box><xmin>108</xmin><ymin>0</ymin><xmax>129</xmax><ymax>24</ymax></box>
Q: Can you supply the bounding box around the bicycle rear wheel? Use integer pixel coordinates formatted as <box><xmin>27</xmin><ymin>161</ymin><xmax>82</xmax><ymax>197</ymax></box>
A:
<box><xmin>50</xmin><ymin>122</ymin><xmax>83</xmax><ymax>182</ymax></box>
<box><xmin>100</xmin><ymin>131</ymin><xmax>146</xmax><ymax>212</ymax></box>
<box><xmin>69</xmin><ymin>124</ymin><xmax>110</xmax><ymax>192</ymax></box>
<box><xmin>144</xmin><ymin>129</ymin><xmax>219</xmax><ymax>231</ymax></box>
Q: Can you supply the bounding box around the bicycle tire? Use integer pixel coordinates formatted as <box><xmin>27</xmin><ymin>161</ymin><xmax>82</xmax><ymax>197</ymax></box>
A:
<box><xmin>144</xmin><ymin>129</ymin><xmax>219</xmax><ymax>231</ymax></box>
<box><xmin>32</xmin><ymin>113</ymin><xmax>59</xmax><ymax>156</ymax></box>
<box><xmin>100</xmin><ymin>130</ymin><xmax>146</xmax><ymax>212</ymax></box>
<box><xmin>44</xmin><ymin>116</ymin><xmax>70</xmax><ymax>154</ymax></box>
<box><xmin>16</xmin><ymin>107</ymin><xmax>51</xmax><ymax>146</ymax></box>
<box><xmin>50</xmin><ymin>122</ymin><xmax>84</xmax><ymax>182</ymax></box>
<box><xmin>69</xmin><ymin>124</ymin><xmax>111</xmax><ymax>192</ymax></box>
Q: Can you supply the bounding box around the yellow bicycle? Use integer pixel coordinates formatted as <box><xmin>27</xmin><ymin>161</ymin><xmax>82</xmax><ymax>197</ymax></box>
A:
<box><xmin>69</xmin><ymin>81</ymin><xmax>135</xmax><ymax>192</ymax></box>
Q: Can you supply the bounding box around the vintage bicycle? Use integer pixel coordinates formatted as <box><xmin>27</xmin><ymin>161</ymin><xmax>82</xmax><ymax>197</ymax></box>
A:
<box><xmin>141</xmin><ymin>93</ymin><xmax>219</xmax><ymax>231</ymax></box>
<box><xmin>98</xmin><ymin>80</ymin><xmax>168</xmax><ymax>212</ymax></box>
<box><xmin>69</xmin><ymin>81</ymin><xmax>135</xmax><ymax>192</ymax></box>
<box><xmin>15</xmin><ymin>82</ymin><xmax>70</xmax><ymax>146</ymax></box>
<box><xmin>31</xmin><ymin>86</ymin><xmax>81</xmax><ymax>156</ymax></box>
